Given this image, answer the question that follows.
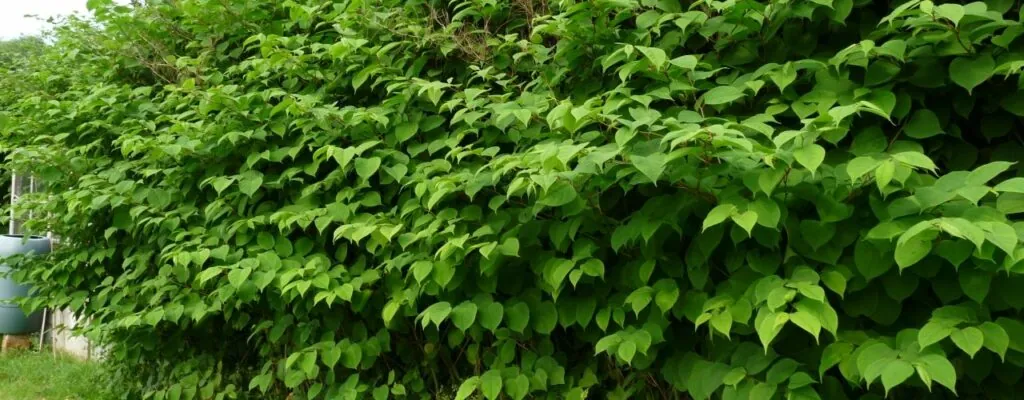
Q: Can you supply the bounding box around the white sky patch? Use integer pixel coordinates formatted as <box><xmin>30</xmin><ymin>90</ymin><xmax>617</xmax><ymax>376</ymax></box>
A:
<box><xmin>0</xmin><ymin>0</ymin><xmax>89</xmax><ymax>39</ymax></box>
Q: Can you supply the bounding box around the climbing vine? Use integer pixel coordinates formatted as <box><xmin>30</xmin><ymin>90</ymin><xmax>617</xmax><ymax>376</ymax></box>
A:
<box><xmin>3</xmin><ymin>0</ymin><xmax>1024</xmax><ymax>398</ymax></box>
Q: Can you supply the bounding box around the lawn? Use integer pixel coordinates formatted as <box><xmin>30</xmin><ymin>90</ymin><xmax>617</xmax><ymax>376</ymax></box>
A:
<box><xmin>0</xmin><ymin>348</ymin><xmax>111</xmax><ymax>400</ymax></box>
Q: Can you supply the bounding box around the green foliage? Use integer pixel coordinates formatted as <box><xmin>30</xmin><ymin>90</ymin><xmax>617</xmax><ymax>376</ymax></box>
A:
<box><xmin>3</xmin><ymin>0</ymin><xmax>1024</xmax><ymax>399</ymax></box>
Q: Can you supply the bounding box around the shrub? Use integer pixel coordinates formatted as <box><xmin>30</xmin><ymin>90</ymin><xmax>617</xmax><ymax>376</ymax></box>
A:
<box><xmin>4</xmin><ymin>0</ymin><xmax>1024</xmax><ymax>398</ymax></box>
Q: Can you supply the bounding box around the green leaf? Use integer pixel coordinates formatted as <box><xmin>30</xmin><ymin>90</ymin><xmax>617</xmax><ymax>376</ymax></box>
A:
<box><xmin>703</xmin><ymin>204</ymin><xmax>737</xmax><ymax>231</ymax></box>
<box><xmin>979</xmin><ymin>321</ymin><xmax>1009</xmax><ymax>361</ymax></box>
<box><xmin>581</xmin><ymin>258</ymin><xmax>605</xmax><ymax>278</ymax></box>
<box><xmin>770</xmin><ymin>63</ymin><xmax>797</xmax><ymax>91</ymax></box>
<box><xmin>867</xmin><ymin>90</ymin><xmax>897</xmax><ymax>118</ymax></box>
<box><xmin>959</xmin><ymin>268</ymin><xmax>992</xmax><ymax>303</ymax></box>
<box><xmin>86</xmin><ymin>0</ymin><xmax>113</xmax><ymax>10</ymax></box>
<box><xmin>533</xmin><ymin>302</ymin><xmax>558</xmax><ymax>334</ymax></box>
<box><xmin>881</xmin><ymin>360</ymin><xmax>915</xmax><ymax>396</ymax></box>
<box><xmin>506</xmin><ymin>302</ymin><xmax>530</xmax><ymax>333</ymax></box>
<box><xmin>629</xmin><ymin>107</ymin><xmax>661</xmax><ymax>126</ymax></box>
<box><xmin>238</xmin><ymin>171</ymin><xmax>263</xmax><ymax>197</ymax></box>
<box><xmin>749</xmin><ymin>196</ymin><xmax>781</xmax><ymax>227</ymax></box>
<box><xmin>420</xmin><ymin>302</ymin><xmax>452</xmax><ymax>329</ymax></box>
<box><xmin>949</xmin><ymin>55</ymin><xmax>995</xmax><ymax>94</ymax></box>
<box><xmin>711</xmin><ymin>312</ymin><xmax>733</xmax><ymax>337</ymax></box>
<box><xmin>355</xmin><ymin>157</ymin><xmax>382</xmax><ymax>178</ymax></box>
<box><xmin>856</xmin><ymin>241</ymin><xmax>893</xmax><ymax>280</ymax></box>
<box><xmin>722</xmin><ymin>367</ymin><xmax>746</xmax><ymax>386</ymax></box>
<box><xmin>595</xmin><ymin>334</ymin><xmax>622</xmax><ymax>355</ymax></box>
<box><xmin>505</xmin><ymin>374</ymin><xmax>530</xmax><ymax>400</ymax></box>
<box><xmin>950</xmin><ymin>326</ymin><xmax>984</xmax><ymax>358</ymax></box>
<box><xmin>819</xmin><ymin>342</ymin><xmax>853</xmax><ymax>377</ymax></box>
<box><xmin>997</xmin><ymin>193</ymin><xmax>1024</xmax><ymax>214</ymax></box>
<box><xmin>479</xmin><ymin>302</ymin><xmax>504</xmax><ymax>331</ymax></box>
<box><xmin>857</xmin><ymin>343</ymin><xmax>897</xmax><ymax>385</ymax></box>
<box><xmin>702</xmin><ymin>86</ymin><xmax>746</xmax><ymax>105</ymax></box>
<box><xmin>997</xmin><ymin>317</ymin><xmax>1024</xmax><ymax>352</ymax></box>
<box><xmin>936</xmin><ymin>3</ymin><xmax>965</xmax><ymax>25</ymax></box>
<box><xmin>821</xmin><ymin>270</ymin><xmax>847</xmax><ymax>297</ymax></box>
<box><xmin>210</xmin><ymin>177</ymin><xmax>233</xmax><ymax>194</ymax></box>
<box><xmin>865</xmin><ymin>61</ymin><xmax>901</xmax><ymax>88</ymax></box>
<box><xmin>937</xmin><ymin>240</ymin><xmax>974</xmax><ymax>268</ymax></box>
<box><xmin>800</xmin><ymin>220</ymin><xmax>836</xmax><ymax>251</ymax></box>
<box><xmin>892</xmin><ymin>151</ymin><xmax>938</xmax><ymax>172</ymax></box>
<box><xmin>617</xmin><ymin>340</ymin><xmax>637</xmax><ymax>364</ymax></box>
<box><xmin>481</xmin><ymin>370</ymin><xmax>503</xmax><ymax>400</ymax></box>
<box><xmin>228</xmin><ymin>267</ymin><xmax>252</xmax><ymax>289</ymax></box>
<box><xmin>144</xmin><ymin>309</ymin><xmax>164</xmax><ymax>326</ymax></box>
<box><xmin>654</xmin><ymin>280</ymin><xmax>680</xmax><ymax>313</ymax></box>
<box><xmin>320</xmin><ymin>346</ymin><xmax>341</xmax><ymax>372</ymax></box>
<box><xmin>983</xmin><ymin>221</ymin><xmax>1018</xmax><ymax>256</ymax></box>
<box><xmin>939</xmin><ymin>218</ymin><xmax>986</xmax><ymax>249</ymax></box>
<box><xmin>759</xmin><ymin>167</ymin><xmax>787</xmax><ymax>194</ymax></box>
<box><xmin>500</xmin><ymin>238</ymin><xmax>520</xmax><ymax>256</ymax></box>
<box><xmin>756</xmin><ymin>311</ymin><xmax>788</xmax><ymax>350</ymax></box>
<box><xmin>539</xmin><ymin>180</ymin><xmax>578</xmax><ymax>207</ymax></box>
<box><xmin>257</xmin><ymin>232</ymin><xmax>275</xmax><ymax>250</ymax></box>
<box><xmin>749</xmin><ymin>383</ymin><xmax>778</xmax><ymax>400</ymax></box>
<box><xmin>988</xmin><ymin>0</ymin><xmax>1014</xmax><ymax>13</ymax></box>
<box><xmin>412</xmin><ymin>260</ymin><xmax>433</xmax><ymax>282</ymax></box>
<box><xmin>626</xmin><ymin>287</ymin><xmax>654</xmax><ymax>316</ymax></box>
<box><xmin>1001</xmin><ymin>92</ymin><xmax>1024</xmax><ymax>116</ymax></box>
<box><xmin>766</xmin><ymin>359</ymin><xmax>799</xmax><ymax>385</ymax></box>
<box><xmin>545</xmin><ymin>258</ymin><xmax>576</xmax><ymax>288</ymax></box>
<box><xmin>847</xmin><ymin>156</ymin><xmax>881</xmax><ymax>181</ymax></box>
<box><xmin>851</xmin><ymin>126</ymin><xmax>888</xmax><ymax>155</ymax></box>
<box><xmin>451</xmin><ymin>302</ymin><xmax>478</xmax><ymax>332</ymax></box>
<box><xmin>636</xmin><ymin>46</ymin><xmax>667</xmax><ymax>70</ymax></box>
<box><xmin>631</xmin><ymin>152</ymin><xmax>667</xmax><ymax>184</ymax></box>
<box><xmin>796</xmin><ymin>284</ymin><xmax>826</xmax><ymax>303</ymax></box>
<box><xmin>394</xmin><ymin>121</ymin><xmax>419</xmax><ymax>142</ymax></box>
<box><xmin>917</xmin><ymin>354</ymin><xmax>957</xmax><ymax>394</ymax></box>
<box><xmin>669</xmin><ymin>55</ymin><xmax>699</xmax><ymax>70</ymax></box>
<box><xmin>790</xmin><ymin>310</ymin><xmax>822</xmax><ymax>342</ymax></box>
<box><xmin>731</xmin><ymin>211</ymin><xmax>758</xmax><ymax>236</ymax></box>
<box><xmin>904</xmin><ymin>109</ymin><xmax>943</xmax><ymax>139</ymax></box>
<box><xmin>793</xmin><ymin>144</ymin><xmax>826</xmax><ymax>175</ymax></box>
<box><xmin>915</xmin><ymin>364</ymin><xmax>933</xmax><ymax>391</ymax></box>
<box><xmin>994</xmin><ymin>177</ymin><xmax>1024</xmax><ymax>193</ymax></box>
<box><xmin>455</xmin><ymin>377</ymin><xmax>480</xmax><ymax>400</ymax></box>
<box><xmin>875</xmin><ymin>160</ymin><xmax>895</xmax><ymax>190</ymax></box>
<box><xmin>341</xmin><ymin>344</ymin><xmax>361</xmax><ymax>369</ymax></box>
<box><xmin>895</xmin><ymin>237</ymin><xmax>932</xmax><ymax>269</ymax></box>
<box><xmin>919</xmin><ymin>321</ymin><xmax>954</xmax><ymax>349</ymax></box>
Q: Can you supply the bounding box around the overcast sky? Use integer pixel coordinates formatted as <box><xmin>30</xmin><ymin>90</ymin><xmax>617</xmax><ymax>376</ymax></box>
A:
<box><xmin>0</xmin><ymin>0</ymin><xmax>89</xmax><ymax>39</ymax></box>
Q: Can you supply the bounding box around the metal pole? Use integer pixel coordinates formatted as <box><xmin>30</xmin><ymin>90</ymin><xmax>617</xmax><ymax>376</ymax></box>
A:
<box><xmin>9</xmin><ymin>173</ymin><xmax>15</xmax><ymax>235</ymax></box>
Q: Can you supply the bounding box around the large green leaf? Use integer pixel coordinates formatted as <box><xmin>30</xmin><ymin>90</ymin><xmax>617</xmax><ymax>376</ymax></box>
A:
<box><xmin>949</xmin><ymin>55</ymin><xmax>994</xmax><ymax>94</ymax></box>
<box><xmin>881</xmin><ymin>360</ymin><xmax>915</xmax><ymax>396</ymax></box>
<box><xmin>702</xmin><ymin>86</ymin><xmax>746</xmax><ymax>105</ymax></box>
<box><xmin>794</xmin><ymin>144</ymin><xmax>826</xmax><ymax>175</ymax></box>
<box><xmin>904</xmin><ymin>109</ymin><xmax>943</xmax><ymax>139</ymax></box>
<box><xmin>481</xmin><ymin>370</ymin><xmax>503</xmax><ymax>400</ymax></box>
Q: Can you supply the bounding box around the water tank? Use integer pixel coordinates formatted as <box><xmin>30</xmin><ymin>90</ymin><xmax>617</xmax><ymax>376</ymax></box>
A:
<box><xmin>0</xmin><ymin>235</ymin><xmax>49</xmax><ymax>334</ymax></box>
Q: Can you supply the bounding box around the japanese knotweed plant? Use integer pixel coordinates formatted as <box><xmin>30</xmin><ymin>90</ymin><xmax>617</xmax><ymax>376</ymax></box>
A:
<box><xmin>3</xmin><ymin>0</ymin><xmax>1024</xmax><ymax>398</ymax></box>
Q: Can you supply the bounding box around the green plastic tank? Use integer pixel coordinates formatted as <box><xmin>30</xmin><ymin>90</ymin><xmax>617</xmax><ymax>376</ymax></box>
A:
<box><xmin>0</xmin><ymin>234</ymin><xmax>49</xmax><ymax>334</ymax></box>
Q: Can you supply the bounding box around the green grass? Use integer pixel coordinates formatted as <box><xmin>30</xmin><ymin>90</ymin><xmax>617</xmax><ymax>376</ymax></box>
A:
<box><xmin>0</xmin><ymin>348</ymin><xmax>111</xmax><ymax>400</ymax></box>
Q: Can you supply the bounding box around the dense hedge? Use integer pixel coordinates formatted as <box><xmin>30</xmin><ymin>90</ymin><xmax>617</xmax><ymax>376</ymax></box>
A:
<box><xmin>4</xmin><ymin>0</ymin><xmax>1024</xmax><ymax>398</ymax></box>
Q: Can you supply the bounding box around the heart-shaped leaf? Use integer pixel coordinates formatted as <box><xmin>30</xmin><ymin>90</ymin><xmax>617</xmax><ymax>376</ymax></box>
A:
<box><xmin>949</xmin><ymin>55</ymin><xmax>994</xmax><ymax>94</ymax></box>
